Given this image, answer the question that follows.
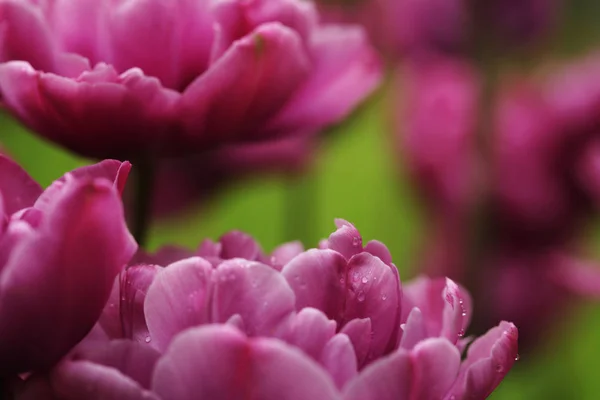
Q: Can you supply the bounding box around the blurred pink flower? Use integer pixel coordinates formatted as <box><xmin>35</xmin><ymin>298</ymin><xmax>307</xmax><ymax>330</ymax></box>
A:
<box><xmin>319</xmin><ymin>0</ymin><xmax>559</xmax><ymax>57</ymax></box>
<box><xmin>0</xmin><ymin>157</ymin><xmax>136</xmax><ymax>375</ymax></box>
<box><xmin>13</xmin><ymin>220</ymin><xmax>517</xmax><ymax>399</ymax></box>
<box><xmin>0</xmin><ymin>0</ymin><xmax>381</xmax><ymax>160</ymax></box>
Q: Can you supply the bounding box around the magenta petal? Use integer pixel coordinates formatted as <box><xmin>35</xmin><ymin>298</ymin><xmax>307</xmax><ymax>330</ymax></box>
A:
<box><xmin>268</xmin><ymin>240</ymin><xmax>304</xmax><ymax>270</ymax></box>
<box><xmin>339</xmin><ymin>318</ymin><xmax>372</xmax><ymax>367</ymax></box>
<box><xmin>266</xmin><ymin>26</ymin><xmax>381</xmax><ymax>134</ymax></box>
<box><xmin>181</xmin><ymin>23</ymin><xmax>310</xmax><ymax>144</ymax></box>
<box><xmin>342</xmin><ymin>349</ymin><xmax>412</xmax><ymax>400</ymax></box>
<box><xmin>281</xmin><ymin>249</ymin><xmax>347</xmax><ymax>318</ymax></box>
<box><xmin>344</xmin><ymin>253</ymin><xmax>401</xmax><ymax>361</ymax></box>
<box><xmin>278</xmin><ymin>307</ymin><xmax>336</xmax><ymax>360</ymax></box>
<box><xmin>320</xmin><ymin>333</ymin><xmax>358</xmax><ymax>390</ymax></box>
<box><xmin>219</xmin><ymin>230</ymin><xmax>262</xmax><ymax>260</ymax></box>
<box><xmin>0</xmin><ymin>0</ymin><xmax>57</xmax><ymax>72</ymax></box>
<box><xmin>144</xmin><ymin>257</ymin><xmax>213</xmax><ymax>352</ymax></box>
<box><xmin>211</xmin><ymin>259</ymin><xmax>295</xmax><ymax>336</ymax></box>
<box><xmin>0</xmin><ymin>155</ymin><xmax>42</xmax><ymax>214</ymax></box>
<box><xmin>152</xmin><ymin>325</ymin><xmax>340</xmax><ymax>400</ymax></box>
<box><xmin>0</xmin><ymin>177</ymin><xmax>136</xmax><ymax>374</ymax></box>
<box><xmin>35</xmin><ymin>160</ymin><xmax>131</xmax><ymax>212</ymax></box>
<box><xmin>51</xmin><ymin>360</ymin><xmax>159</xmax><ymax>400</ymax></box>
<box><xmin>548</xmin><ymin>254</ymin><xmax>600</xmax><ymax>297</ymax></box>
<box><xmin>325</xmin><ymin>219</ymin><xmax>363</xmax><ymax>260</ymax></box>
<box><xmin>75</xmin><ymin>339</ymin><xmax>161</xmax><ymax>390</ymax></box>
<box><xmin>410</xmin><ymin>338</ymin><xmax>461</xmax><ymax>399</ymax></box>
<box><xmin>399</xmin><ymin>307</ymin><xmax>427</xmax><ymax>349</ymax></box>
<box><xmin>363</xmin><ymin>240</ymin><xmax>393</xmax><ymax>266</ymax></box>
<box><xmin>446</xmin><ymin>321</ymin><xmax>519</xmax><ymax>399</ymax></box>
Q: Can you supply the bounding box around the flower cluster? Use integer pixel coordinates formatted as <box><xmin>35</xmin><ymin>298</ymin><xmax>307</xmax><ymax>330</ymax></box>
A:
<box><xmin>0</xmin><ymin>157</ymin><xmax>518</xmax><ymax>398</ymax></box>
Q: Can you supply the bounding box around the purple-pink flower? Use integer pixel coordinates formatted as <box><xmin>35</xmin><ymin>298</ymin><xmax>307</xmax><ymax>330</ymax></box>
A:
<box><xmin>0</xmin><ymin>0</ymin><xmax>381</xmax><ymax>160</ymax></box>
<box><xmin>13</xmin><ymin>220</ymin><xmax>517</xmax><ymax>399</ymax></box>
<box><xmin>0</xmin><ymin>157</ymin><xmax>136</xmax><ymax>376</ymax></box>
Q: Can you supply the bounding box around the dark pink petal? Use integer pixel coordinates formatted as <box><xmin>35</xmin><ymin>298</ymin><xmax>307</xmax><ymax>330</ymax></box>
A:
<box><xmin>0</xmin><ymin>62</ymin><xmax>179</xmax><ymax>159</ymax></box>
<box><xmin>0</xmin><ymin>0</ymin><xmax>57</xmax><ymax>72</ymax></box>
<box><xmin>133</xmin><ymin>246</ymin><xmax>194</xmax><ymax>267</ymax></box>
<box><xmin>210</xmin><ymin>0</ymin><xmax>317</xmax><ymax>60</ymax></box>
<box><xmin>0</xmin><ymin>155</ymin><xmax>42</xmax><ymax>214</ymax></box>
<box><xmin>119</xmin><ymin>265</ymin><xmax>161</xmax><ymax>344</ymax></box>
<box><xmin>363</xmin><ymin>240</ymin><xmax>393</xmax><ymax>266</ymax></box>
<box><xmin>13</xmin><ymin>374</ymin><xmax>58</xmax><ymax>400</ymax></box>
<box><xmin>144</xmin><ymin>257</ymin><xmax>213</xmax><ymax>352</ymax></box>
<box><xmin>35</xmin><ymin>160</ymin><xmax>131</xmax><ymax>212</ymax></box>
<box><xmin>343</xmin><ymin>338</ymin><xmax>460</xmax><ymax>400</ymax></box>
<box><xmin>265</xmin><ymin>26</ymin><xmax>381</xmax><ymax>135</ymax></box>
<box><xmin>219</xmin><ymin>230</ymin><xmax>262</xmax><ymax>260</ymax></box>
<box><xmin>402</xmin><ymin>276</ymin><xmax>471</xmax><ymax>344</ymax></box>
<box><xmin>343</xmin><ymin>253</ymin><xmax>401</xmax><ymax>362</ymax></box>
<box><xmin>180</xmin><ymin>23</ymin><xmax>310</xmax><ymax>145</ymax></box>
<box><xmin>446</xmin><ymin>322</ymin><xmax>518</xmax><ymax>399</ymax></box>
<box><xmin>410</xmin><ymin>338</ymin><xmax>461</xmax><ymax>399</ymax></box>
<box><xmin>325</xmin><ymin>219</ymin><xmax>363</xmax><ymax>260</ymax></box>
<box><xmin>152</xmin><ymin>325</ymin><xmax>340</xmax><ymax>400</ymax></box>
<box><xmin>268</xmin><ymin>240</ymin><xmax>304</xmax><ymax>270</ymax></box>
<box><xmin>278</xmin><ymin>307</ymin><xmax>336</xmax><ymax>360</ymax></box>
<box><xmin>339</xmin><ymin>318</ymin><xmax>372</xmax><ymax>367</ymax></box>
<box><xmin>74</xmin><ymin>339</ymin><xmax>161</xmax><ymax>390</ymax></box>
<box><xmin>0</xmin><ymin>177</ymin><xmax>136</xmax><ymax>374</ymax></box>
<box><xmin>342</xmin><ymin>349</ymin><xmax>411</xmax><ymax>400</ymax></box>
<box><xmin>320</xmin><ymin>334</ymin><xmax>358</xmax><ymax>390</ymax></box>
<box><xmin>51</xmin><ymin>360</ymin><xmax>159</xmax><ymax>400</ymax></box>
<box><xmin>399</xmin><ymin>307</ymin><xmax>427</xmax><ymax>349</ymax></box>
<box><xmin>211</xmin><ymin>259</ymin><xmax>295</xmax><ymax>336</ymax></box>
<box><xmin>281</xmin><ymin>249</ymin><xmax>347</xmax><ymax>318</ymax></box>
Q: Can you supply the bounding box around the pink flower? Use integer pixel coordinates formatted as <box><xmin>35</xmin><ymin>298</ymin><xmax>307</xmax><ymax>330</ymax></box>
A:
<box><xmin>13</xmin><ymin>221</ymin><xmax>517</xmax><ymax>399</ymax></box>
<box><xmin>0</xmin><ymin>157</ymin><xmax>136</xmax><ymax>375</ymax></box>
<box><xmin>0</xmin><ymin>0</ymin><xmax>381</xmax><ymax>160</ymax></box>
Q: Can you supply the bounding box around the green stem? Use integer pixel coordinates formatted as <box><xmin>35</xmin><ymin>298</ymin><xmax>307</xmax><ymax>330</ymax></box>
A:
<box><xmin>131</xmin><ymin>158</ymin><xmax>156</xmax><ymax>248</ymax></box>
<box><xmin>284</xmin><ymin>170</ymin><xmax>318</xmax><ymax>246</ymax></box>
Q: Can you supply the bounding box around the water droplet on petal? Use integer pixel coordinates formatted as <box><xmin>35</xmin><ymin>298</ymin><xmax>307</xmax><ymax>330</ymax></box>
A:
<box><xmin>515</xmin><ymin>354</ymin><xmax>520</xmax><ymax>361</ymax></box>
<box><xmin>495</xmin><ymin>364</ymin><xmax>504</xmax><ymax>373</ymax></box>
<box><xmin>458</xmin><ymin>329</ymin><xmax>465</xmax><ymax>337</ymax></box>
<box><xmin>361</xmin><ymin>276</ymin><xmax>369</xmax><ymax>284</ymax></box>
<box><xmin>357</xmin><ymin>291</ymin><xmax>366</xmax><ymax>302</ymax></box>
<box><xmin>381</xmin><ymin>293</ymin><xmax>387</xmax><ymax>300</ymax></box>
<box><xmin>339</xmin><ymin>277</ymin><xmax>346</xmax><ymax>285</ymax></box>
<box><xmin>352</xmin><ymin>271</ymin><xmax>360</xmax><ymax>282</ymax></box>
<box><xmin>145</xmin><ymin>336</ymin><xmax>151</xmax><ymax>343</ymax></box>
<box><xmin>352</xmin><ymin>237</ymin><xmax>360</xmax><ymax>247</ymax></box>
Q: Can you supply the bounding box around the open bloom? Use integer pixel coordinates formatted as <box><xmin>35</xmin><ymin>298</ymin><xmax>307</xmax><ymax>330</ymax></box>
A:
<box><xmin>0</xmin><ymin>0</ymin><xmax>381</xmax><ymax>160</ymax></box>
<box><xmin>14</xmin><ymin>220</ymin><xmax>517</xmax><ymax>399</ymax></box>
<box><xmin>0</xmin><ymin>157</ymin><xmax>136</xmax><ymax>376</ymax></box>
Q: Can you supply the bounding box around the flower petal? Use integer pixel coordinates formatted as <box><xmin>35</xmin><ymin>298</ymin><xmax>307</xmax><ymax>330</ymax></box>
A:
<box><xmin>0</xmin><ymin>155</ymin><xmax>42</xmax><ymax>214</ymax></box>
<box><xmin>144</xmin><ymin>257</ymin><xmax>213</xmax><ymax>352</ymax></box>
<box><xmin>181</xmin><ymin>22</ymin><xmax>310</xmax><ymax>145</ymax></box>
<box><xmin>152</xmin><ymin>324</ymin><xmax>340</xmax><ymax>400</ymax></box>
<box><xmin>320</xmin><ymin>333</ymin><xmax>358</xmax><ymax>390</ymax></box>
<box><xmin>211</xmin><ymin>259</ymin><xmax>295</xmax><ymax>336</ymax></box>
<box><xmin>0</xmin><ymin>176</ymin><xmax>136</xmax><ymax>374</ymax></box>
<box><xmin>277</xmin><ymin>307</ymin><xmax>336</xmax><ymax>360</ymax></box>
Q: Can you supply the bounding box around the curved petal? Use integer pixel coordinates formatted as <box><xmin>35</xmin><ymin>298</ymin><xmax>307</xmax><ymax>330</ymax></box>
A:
<box><xmin>74</xmin><ymin>339</ymin><xmax>161</xmax><ymax>390</ymax></box>
<box><xmin>410</xmin><ymin>338</ymin><xmax>461</xmax><ymax>399</ymax></box>
<box><xmin>0</xmin><ymin>176</ymin><xmax>136</xmax><ymax>374</ymax></box>
<box><xmin>325</xmin><ymin>219</ymin><xmax>363</xmax><ymax>260</ymax></box>
<box><xmin>219</xmin><ymin>230</ymin><xmax>262</xmax><ymax>260</ymax></box>
<box><xmin>278</xmin><ymin>307</ymin><xmax>336</xmax><ymax>360</ymax></box>
<box><xmin>35</xmin><ymin>160</ymin><xmax>131</xmax><ymax>212</ymax></box>
<box><xmin>0</xmin><ymin>62</ymin><xmax>179</xmax><ymax>159</ymax></box>
<box><xmin>211</xmin><ymin>259</ymin><xmax>295</xmax><ymax>336</ymax></box>
<box><xmin>51</xmin><ymin>360</ymin><xmax>159</xmax><ymax>400</ymax></box>
<box><xmin>152</xmin><ymin>325</ymin><xmax>340</xmax><ymax>400</ymax></box>
<box><xmin>181</xmin><ymin>22</ymin><xmax>310</xmax><ymax>145</ymax></box>
<box><xmin>0</xmin><ymin>155</ymin><xmax>42</xmax><ymax>214</ymax></box>
<box><xmin>320</xmin><ymin>333</ymin><xmax>358</xmax><ymax>390</ymax></box>
<box><xmin>281</xmin><ymin>249</ymin><xmax>348</xmax><ymax>319</ymax></box>
<box><xmin>266</xmin><ymin>25</ymin><xmax>382</xmax><ymax>135</ymax></box>
<box><xmin>144</xmin><ymin>257</ymin><xmax>213</xmax><ymax>352</ymax></box>
<box><xmin>445</xmin><ymin>321</ymin><xmax>518</xmax><ymax>399</ymax></box>
<box><xmin>0</xmin><ymin>0</ymin><xmax>57</xmax><ymax>72</ymax></box>
<box><xmin>339</xmin><ymin>318</ymin><xmax>372</xmax><ymax>367</ymax></box>
<box><xmin>343</xmin><ymin>253</ymin><xmax>401</xmax><ymax>362</ymax></box>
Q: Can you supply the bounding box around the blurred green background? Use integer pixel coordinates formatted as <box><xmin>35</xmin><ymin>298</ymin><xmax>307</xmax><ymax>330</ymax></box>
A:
<box><xmin>4</xmin><ymin>1</ymin><xmax>600</xmax><ymax>398</ymax></box>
